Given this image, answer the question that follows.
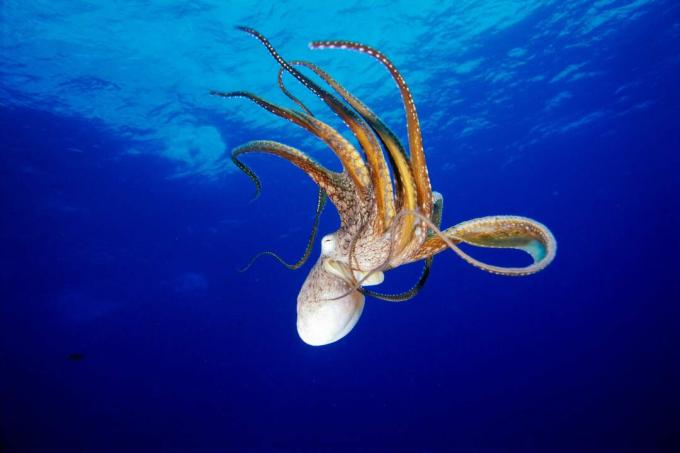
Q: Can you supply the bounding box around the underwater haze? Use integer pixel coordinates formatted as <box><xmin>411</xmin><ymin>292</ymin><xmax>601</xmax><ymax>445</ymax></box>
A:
<box><xmin>1</xmin><ymin>0</ymin><xmax>679</xmax><ymax>451</ymax></box>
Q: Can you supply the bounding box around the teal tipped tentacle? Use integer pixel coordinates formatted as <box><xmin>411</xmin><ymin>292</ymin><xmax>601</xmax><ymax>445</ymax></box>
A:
<box><xmin>445</xmin><ymin>216</ymin><xmax>557</xmax><ymax>276</ymax></box>
<box><xmin>413</xmin><ymin>214</ymin><xmax>557</xmax><ymax>277</ymax></box>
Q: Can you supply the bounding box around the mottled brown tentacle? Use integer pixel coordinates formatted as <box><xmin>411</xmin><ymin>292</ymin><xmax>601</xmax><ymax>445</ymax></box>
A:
<box><xmin>290</xmin><ymin>60</ymin><xmax>414</xmax><ymax>204</ymax></box>
<box><xmin>236</xmin><ymin>26</ymin><xmax>394</xmax><ymax>233</ymax></box>
<box><xmin>231</xmin><ymin>140</ymin><xmax>358</xmax><ymax>227</ymax></box>
<box><xmin>412</xmin><ymin>215</ymin><xmax>557</xmax><ymax>276</ymax></box>
<box><xmin>364</xmin><ymin>192</ymin><xmax>442</xmax><ymax>302</ymax></box>
<box><xmin>309</xmin><ymin>40</ymin><xmax>433</xmax><ymax>218</ymax></box>
<box><xmin>290</xmin><ymin>59</ymin><xmax>419</xmax><ymax>253</ymax></box>
<box><xmin>277</xmin><ymin>66</ymin><xmax>314</xmax><ymax>116</ymax></box>
<box><xmin>239</xmin><ymin>188</ymin><xmax>327</xmax><ymax>271</ymax></box>
<box><xmin>211</xmin><ymin>90</ymin><xmax>370</xmax><ymax>196</ymax></box>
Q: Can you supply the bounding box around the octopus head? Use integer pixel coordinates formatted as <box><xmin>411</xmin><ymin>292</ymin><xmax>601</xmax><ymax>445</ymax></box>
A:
<box><xmin>294</xmin><ymin>232</ymin><xmax>375</xmax><ymax>345</ymax></box>
<box><xmin>296</xmin><ymin>233</ymin><xmax>385</xmax><ymax>346</ymax></box>
<box><xmin>296</xmin><ymin>256</ymin><xmax>364</xmax><ymax>346</ymax></box>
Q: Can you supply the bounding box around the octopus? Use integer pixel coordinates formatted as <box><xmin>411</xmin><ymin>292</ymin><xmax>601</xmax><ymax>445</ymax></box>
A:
<box><xmin>212</xmin><ymin>27</ymin><xmax>557</xmax><ymax>346</ymax></box>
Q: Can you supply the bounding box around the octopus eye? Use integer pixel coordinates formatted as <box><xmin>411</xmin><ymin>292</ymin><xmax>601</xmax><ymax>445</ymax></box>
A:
<box><xmin>321</xmin><ymin>234</ymin><xmax>336</xmax><ymax>255</ymax></box>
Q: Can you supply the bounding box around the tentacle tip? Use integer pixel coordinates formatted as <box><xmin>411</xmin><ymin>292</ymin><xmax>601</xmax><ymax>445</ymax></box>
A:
<box><xmin>209</xmin><ymin>90</ymin><xmax>224</xmax><ymax>97</ymax></box>
<box><xmin>210</xmin><ymin>91</ymin><xmax>240</xmax><ymax>99</ymax></box>
<box><xmin>236</xmin><ymin>258</ymin><xmax>255</xmax><ymax>272</ymax></box>
<box><xmin>236</xmin><ymin>26</ymin><xmax>261</xmax><ymax>40</ymax></box>
<box><xmin>210</xmin><ymin>90</ymin><xmax>235</xmax><ymax>99</ymax></box>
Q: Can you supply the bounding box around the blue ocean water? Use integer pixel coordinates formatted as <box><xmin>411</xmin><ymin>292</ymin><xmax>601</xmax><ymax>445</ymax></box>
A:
<box><xmin>1</xmin><ymin>0</ymin><xmax>679</xmax><ymax>451</ymax></box>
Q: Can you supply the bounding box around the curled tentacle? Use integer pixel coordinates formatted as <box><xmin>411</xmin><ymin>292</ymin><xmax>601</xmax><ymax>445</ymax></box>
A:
<box><xmin>310</xmin><ymin>40</ymin><xmax>433</xmax><ymax>219</ymax></box>
<box><xmin>412</xmin><ymin>215</ymin><xmax>557</xmax><ymax>276</ymax></box>
<box><xmin>236</xmin><ymin>26</ymin><xmax>395</xmax><ymax>233</ymax></box>
<box><xmin>240</xmin><ymin>188</ymin><xmax>327</xmax><ymax>271</ymax></box>
<box><xmin>230</xmin><ymin>140</ymin><xmax>362</xmax><ymax>228</ymax></box>
<box><xmin>363</xmin><ymin>257</ymin><xmax>431</xmax><ymax>302</ymax></box>
<box><xmin>231</xmin><ymin>152</ymin><xmax>262</xmax><ymax>202</ymax></box>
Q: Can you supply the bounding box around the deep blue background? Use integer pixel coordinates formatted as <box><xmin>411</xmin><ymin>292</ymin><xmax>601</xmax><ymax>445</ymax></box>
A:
<box><xmin>2</xmin><ymin>2</ymin><xmax>679</xmax><ymax>452</ymax></box>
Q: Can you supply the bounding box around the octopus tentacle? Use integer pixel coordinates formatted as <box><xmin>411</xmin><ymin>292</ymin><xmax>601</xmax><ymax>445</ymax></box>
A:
<box><xmin>261</xmin><ymin>70</ymin><xmax>324</xmax><ymax>270</ymax></box>
<box><xmin>363</xmin><ymin>262</ymin><xmax>431</xmax><ymax>302</ymax></box>
<box><xmin>411</xmin><ymin>215</ymin><xmax>557</xmax><ymax>276</ymax></box>
<box><xmin>211</xmin><ymin>90</ymin><xmax>370</xmax><ymax>197</ymax></box>
<box><xmin>428</xmin><ymin>191</ymin><xmax>444</xmax><ymax>236</ymax></box>
<box><xmin>290</xmin><ymin>60</ymin><xmax>415</xmax><ymax>206</ymax></box>
<box><xmin>310</xmin><ymin>40</ymin><xmax>433</xmax><ymax>218</ymax></box>
<box><xmin>230</xmin><ymin>151</ymin><xmax>263</xmax><ymax>201</ymax></box>
<box><xmin>231</xmin><ymin>140</ymin><xmax>359</xmax><ymax>227</ymax></box>
<box><xmin>324</xmin><ymin>209</ymin><xmax>423</xmax><ymax>302</ymax></box>
<box><xmin>290</xmin><ymin>59</ymin><xmax>419</xmax><ymax>253</ymax></box>
<box><xmin>277</xmin><ymin>66</ymin><xmax>314</xmax><ymax>117</ymax></box>
<box><xmin>236</xmin><ymin>26</ymin><xmax>395</xmax><ymax>233</ymax></box>
<box><xmin>239</xmin><ymin>188</ymin><xmax>327</xmax><ymax>271</ymax></box>
<box><xmin>363</xmin><ymin>193</ymin><xmax>442</xmax><ymax>302</ymax></box>
<box><xmin>329</xmin><ymin>209</ymin><xmax>554</xmax><ymax>303</ymax></box>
